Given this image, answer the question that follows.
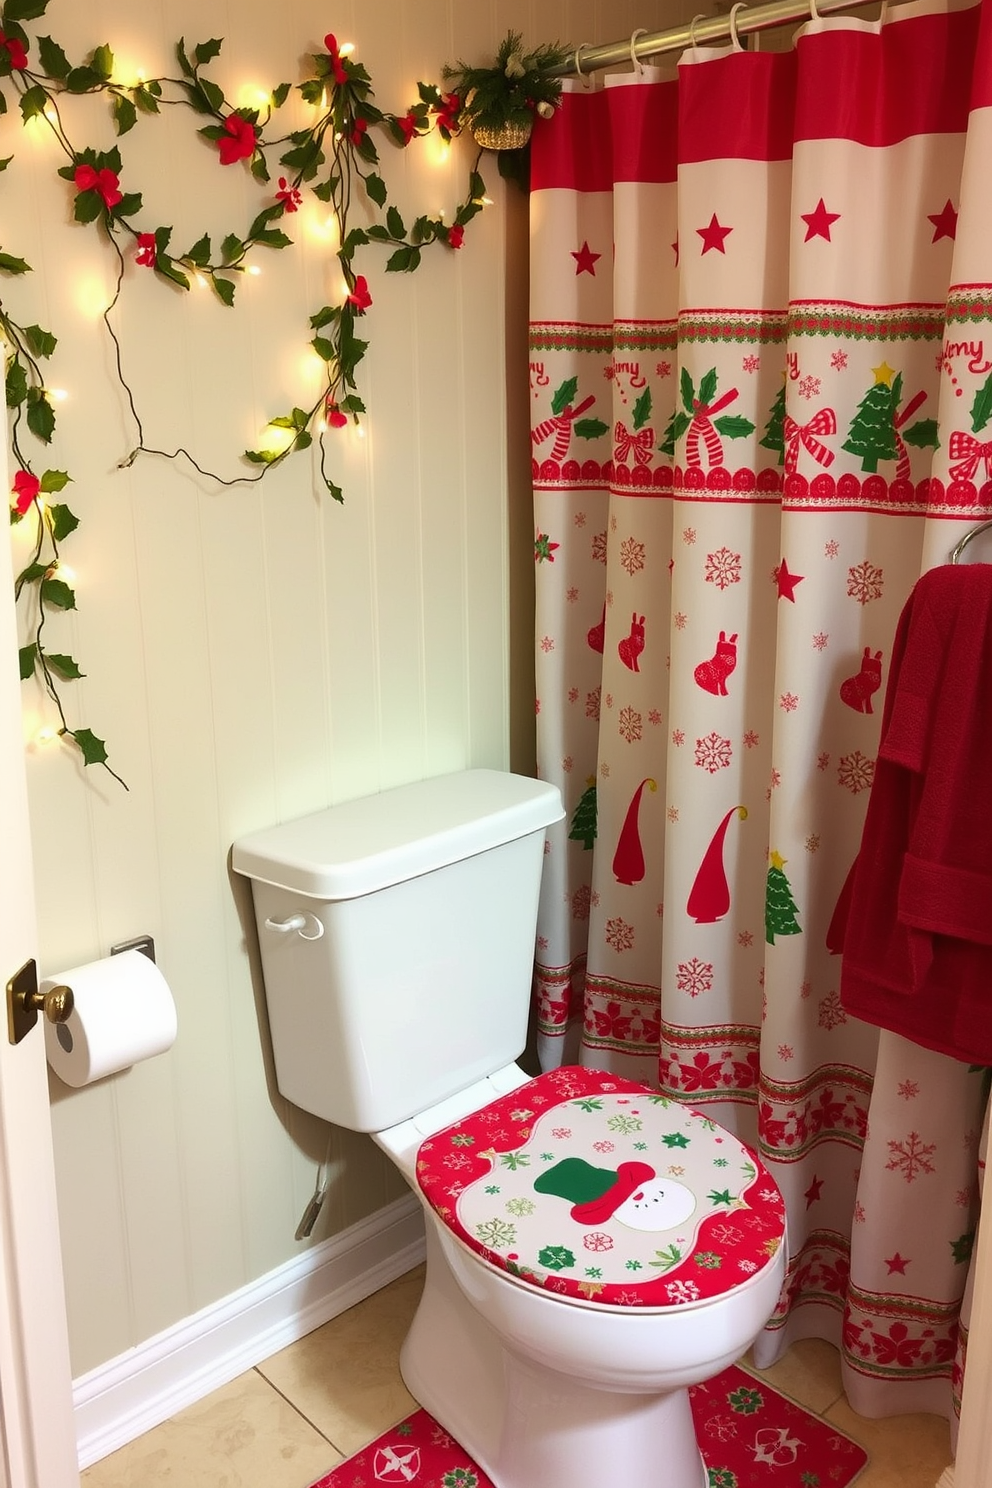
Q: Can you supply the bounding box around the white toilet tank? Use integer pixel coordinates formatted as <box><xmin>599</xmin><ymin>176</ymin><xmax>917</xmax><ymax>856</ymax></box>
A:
<box><xmin>232</xmin><ymin>770</ymin><xmax>563</xmax><ymax>1131</ymax></box>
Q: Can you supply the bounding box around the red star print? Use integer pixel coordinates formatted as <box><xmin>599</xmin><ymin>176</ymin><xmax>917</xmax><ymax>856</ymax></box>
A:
<box><xmin>927</xmin><ymin>199</ymin><xmax>958</xmax><ymax>243</ymax></box>
<box><xmin>801</xmin><ymin>197</ymin><xmax>841</xmax><ymax>242</ymax></box>
<box><xmin>775</xmin><ymin>558</ymin><xmax>805</xmax><ymax>602</ymax></box>
<box><xmin>885</xmin><ymin>1253</ymin><xmax>910</xmax><ymax>1274</ymax></box>
<box><xmin>572</xmin><ymin>240</ymin><xmax>601</xmax><ymax>275</ymax></box>
<box><xmin>804</xmin><ymin>1175</ymin><xmax>823</xmax><ymax>1208</ymax></box>
<box><xmin>696</xmin><ymin>213</ymin><xmax>732</xmax><ymax>255</ymax></box>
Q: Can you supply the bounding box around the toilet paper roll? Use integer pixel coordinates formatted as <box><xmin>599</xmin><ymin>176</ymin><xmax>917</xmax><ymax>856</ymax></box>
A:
<box><xmin>41</xmin><ymin>949</ymin><xmax>178</xmax><ymax>1088</ymax></box>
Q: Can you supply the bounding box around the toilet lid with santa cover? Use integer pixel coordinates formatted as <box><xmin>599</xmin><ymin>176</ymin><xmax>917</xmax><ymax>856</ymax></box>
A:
<box><xmin>415</xmin><ymin>1066</ymin><xmax>785</xmax><ymax>1309</ymax></box>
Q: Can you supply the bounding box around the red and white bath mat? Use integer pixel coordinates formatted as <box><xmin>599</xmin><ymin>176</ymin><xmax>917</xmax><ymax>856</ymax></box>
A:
<box><xmin>308</xmin><ymin>1362</ymin><xmax>868</xmax><ymax>1488</ymax></box>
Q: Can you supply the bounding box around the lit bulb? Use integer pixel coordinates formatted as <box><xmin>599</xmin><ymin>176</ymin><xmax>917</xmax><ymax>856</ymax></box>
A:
<box><xmin>257</xmin><ymin>423</ymin><xmax>295</xmax><ymax>456</ymax></box>
<box><xmin>246</xmin><ymin>264</ymin><xmax>261</xmax><ymax>276</ymax></box>
<box><xmin>338</xmin><ymin>42</ymin><xmax>355</xmax><ymax>57</ymax></box>
<box><xmin>195</xmin><ymin>272</ymin><xmax>209</xmax><ymax>290</ymax></box>
<box><xmin>36</xmin><ymin>726</ymin><xmax>58</xmax><ymax>746</ymax></box>
<box><xmin>51</xmin><ymin>562</ymin><xmax>75</xmax><ymax>582</ymax></box>
<box><xmin>44</xmin><ymin>387</ymin><xmax>68</xmax><ymax>402</ymax></box>
<box><xmin>481</xmin><ymin>196</ymin><xmax>494</xmax><ymax>206</ymax></box>
<box><xmin>43</xmin><ymin>103</ymin><xmax>58</xmax><ymax>123</ymax></box>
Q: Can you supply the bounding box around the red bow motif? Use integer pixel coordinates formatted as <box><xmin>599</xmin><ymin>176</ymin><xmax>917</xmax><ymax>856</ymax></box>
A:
<box><xmin>783</xmin><ymin>408</ymin><xmax>837</xmax><ymax>476</ymax></box>
<box><xmin>685</xmin><ymin>389</ymin><xmax>738</xmax><ymax>469</ymax></box>
<box><xmin>614</xmin><ymin>420</ymin><xmax>654</xmax><ymax>467</ymax></box>
<box><xmin>532</xmin><ymin>394</ymin><xmax>596</xmax><ymax>462</ymax></box>
<box><xmin>949</xmin><ymin>429</ymin><xmax>992</xmax><ymax>484</ymax></box>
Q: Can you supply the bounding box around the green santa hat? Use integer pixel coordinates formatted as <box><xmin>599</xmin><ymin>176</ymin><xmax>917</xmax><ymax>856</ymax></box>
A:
<box><xmin>534</xmin><ymin>1156</ymin><xmax>656</xmax><ymax>1225</ymax></box>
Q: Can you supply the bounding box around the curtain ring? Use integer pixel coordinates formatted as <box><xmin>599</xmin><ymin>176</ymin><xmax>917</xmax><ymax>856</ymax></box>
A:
<box><xmin>728</xmin><ymin>3</ymin><xmax>748</xmax><ymax>50</ymax></box>
<box><xmin>808</xmin><ymin>0</ymin><xmax>822</xmax><ymax>20</ymax></box>
<box><xmin>629</xmin><ymin>27</ymin><xmax>648</xmax><ymax>74</ymax></box>
<box><xmin>574</xmin><ymin>42</ymin><xmax>593</xmax><ymax>85</ymax></box>
<box><xmin>688</xmin><ymin>13</ymin><xmax>706</xmax><ymax>47</ymax></box>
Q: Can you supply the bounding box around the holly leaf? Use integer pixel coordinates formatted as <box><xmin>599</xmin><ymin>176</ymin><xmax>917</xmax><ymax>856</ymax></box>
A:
<box><xmin>271</xmin><ymin>82</ymin><xmax>291</xmax><ymax>109</ymax></box>
<box><xmin>65</xmin><ymin>65</ymin><xmax>103</xmax><ymax>93</ymax></box>
<box><xmin>5</xmin><ymin>357</ymin><xmax>27</xmax><ymax>406</ymax></box>
<box><xmin>660</xmin><ymin>409</ymin><xmax>692</xmax><ymax>457</ymax></box>
<box><xmin>386</xmin><ymin>205</ymin><xmax>406</xmax><ymax>239</ymax></box>
<box><xmin>23</xmin><ymin>323</ymin><xmax>56</xmax><ymax>358</ymax></box>
<box><xmin>551</xmin><ymin>377</ymin><xmax>578</xmax><ymax>416</ymax></box>
<box><xmin>971</xmin><ymin>374</ymin><xmax>992</xmax><ymax>435</ymax></box>
<box><xmin>0</xmin><ymin>248</ymin><xmax>30</xmax><ymax>274</ymax></box>
<box><xmin>902</xmin><ymin>418</ymin><xmax>939</xmax><ymax>450</ymax></box>
<box><xmin>113</xmin><ymin>94</ymin><xmax>137</xmax><ymax>136</ymax></box>
<box><xmin>70</xmin><ymin>728</ymin><xmax>108</xmax><ymax>767</ymax></box>
<box><xmin>73</xmin><ymin>190</ymin><xmax>104</xmax><ymax>225</ymax></box>
<box><xmin>713</xmin><ymin>415</ymin><xmax>755</xmax><ymax>440</ymax></box>
<box><xmin>698</xmin><ymin>367</ymin><xmax>718</xmax><ymax>406</ymax></box>
<box><xmin>3</xmin><ymin>0</ymin><xmax>49</xmax><ymax>21</ymax></box>
<box><xmin>220</xmin><ymin>233</ymin><xmax>242</xmax><ymax>263</ymax></box>
<box><xmin>40</xmin><ymin>576</ymin><xmax>75</xmax><ymax>610</ymax></box>
<box><xmin>114</xmin><ymin>191</ymin><xmax>143</xmax><ymax>219</ymax></box>
<box><xmin>46</xmin><ymin>652</ymin><xmax>84</xmax><ymax>680</ymax></box>
<box><xmin>385</xmin><ymin>244</ymin><xmax>420</xmax><ymax>272</ymax></box>
<box><xmin>212</xmin><ymin>275</ymin><xmax>236</xmax><ymax>307</ymax></box>
<box><xmin>194</xmin><ymin>38</ymin><xmax>224</xmax><ymax>65</ymax></box>
<box><xmin>46</xmin><ymin>502</ymin><xmax>78</xmax><ymax>540</ymax></box>
<box><xmin>16</xmin><ymin>561</ymin><xmax>47</xmax><ymax>587</ymax></box>
<box><xmin>90</xmin><ymin>42</ymin><xmax>113</xmax><ymax>79</ymax></box>
<box><xmin>364</xmin><ymin>172</ymin><xmax>387</xmax><ymax>207</ymax></box>
<box><xmin>36</xmin><ymin>34</ymin><xmax>69</xmax><ymax>78</ymax></box>
<box><xmin>255</xmin><ymin>228</ymin><xmax>292</xmax><ymax>249</ymax></box>
<box><xmin>38</xmin><ymin>468</ymin><xmax>70</xmax><ymax>492</ymax></box>
<box><xmin>631</xmin><ymin>387</ymin><xmax>652</xmax><ymax>431</ymax></box>
<box><xmin>323</xmin><ymin>475</ymin><xmax>345</xmax><ymax>503</ymax></box>
<box><xmin>134</xmin><ymin>82</ymin><xmax>160</xmax><ymax>114</ymax></box>
<box><xmin>155</xmin><ymin>254</ymin><xmax>190</xmax><ymax>290</ymax></box>
<box><xmin>0</xmin><ymin>156</ymin><xmax>11</xmax><ymax>170</ymax></box>
<box><xmin>574</xmin><ymin>418</ymin><xmax>609</xmax><ymax>440</ymax></box>
<box><xmin>18</xmin><ymin>84</ymin><xmax>48</xmax><ymax>121</ymax></box>
<box><xmin>18</xmin><ymin>643</ymin><xmax>36</xmax><ymax>680</ymax></box>
<box><xmin>680</xmin><ymin>366</ymin><xmax>695</xmax><ymax>414</ymax></box>
<box><xmin>26</xmin><ymin>387</ymin><xmax>55</xmax><ymax>442</ymax></box>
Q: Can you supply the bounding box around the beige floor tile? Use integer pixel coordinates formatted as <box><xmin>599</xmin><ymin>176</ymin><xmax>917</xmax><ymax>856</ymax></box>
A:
<box><xmin>81</xmin><ymin>1368</ymin><xmax>343</xmax><ymax>1488</ymax></box>
<box><xmin>823</xmin><ymin>1395</ymin><xmax>953</xmax><ymax>1488</ymax></box>
<box><xmin>744</xmin><ymin>1336</ymin><xmax>845</xmax><ymax>1415</ymax></box>
<box><xmin>257</xmin><ymin>1267</ymin><xmax>425</xmax><ymax>1457</ymax></box>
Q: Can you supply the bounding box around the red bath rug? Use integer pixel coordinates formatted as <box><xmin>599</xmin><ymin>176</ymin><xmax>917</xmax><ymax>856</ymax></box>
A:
<box><xmin>308</xmin><ymin>1362</ymin><xmax>868</xmax><ymax>1488</ymax></box>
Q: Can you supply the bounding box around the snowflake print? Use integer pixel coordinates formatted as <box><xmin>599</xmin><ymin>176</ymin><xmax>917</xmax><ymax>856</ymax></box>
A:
<box><xmin>812</xmin><ymin>632</ymin><xmax>829</xmax><ymax>650</ymax></box>
<box><xmin>778</xmin><ymin>1044</ymin><xmax>794</xmax><ymax>1060</ymax></box>
<box><xmin>605</xmin><ymin>916</ymin><xmax>635</xmax><ymax>952</ymax></box>
<box><xmin>798</xmin><ymin>374</ymin><xmax>822</xmax><ymax>400</ymax></box>
<box><xmin>676</xmin><ymin>958</ymin><xmax>715</xmax><ymax>998</ymax></box>
<box><xmin>886</xmin><ymin>1131</ymin><xmax>937</xmax><ymax>1183</ymax></box>
<box><xmin>621</xmin><ymin>536</ymin><xmax>646</xmax><ymax>576</ymax></box>
<box><xmin>818</xmin><ymin>990</ymin><xmax>847</xmax><ymax>1030</ymax></box>
<box><xmin>583</xmin><ymin>1231</ymin><xmax>615</xmax><ymax>1253</ymax></box>
<box><xmin>738</xmin><ymin>1257</ymin><xmax>758</xmax><ymax>1272</ymax></box>
<box><xmin>806</xmin><ymin>834</ymin><xmax>820</xmax><ymax>852</ymax></box>
<box><xmin>475</xmin><ymin>1217</ymin><xmax>516</xmax><ymax>1248</ymax></box>
<box><xmin>769</xmin><ymin>767</ymin><xmax>781</xmax><ymax>790</ymax></box>
<box><xmin>450</xmin><ymin>1132</ymin><xmax>474</xmax><ymax>1147</ymax></box>
<box><xmin>540</xmin><ymin>635</ymin><xmax>554</xmax><ymax>653</ymax></box>
<box><xmin>956</xmin><ymin>1188</ymin><xmax>973</xmax><ymax>1207</ymax></box>
<box><xmin>695</xmin><ymin>732</ymin><xmax>733</xmax><ymax>773</ymax></box>
<box><xmin>667</xmin><ymin>805</ymin><xmax>679</xmax><ymax>822</ymax></box>
<box><xmin>648</xmin><ymin>708</ymin><xmax>662</xmax><ymax>726</ymax></box>
<box><xmin>505</xmin><ymin>1197</ymin><xmax>536</xmax><ymax>1217</ymax></box>
<box><xmin>561</xmin><ymin>757</ymin><xmax>573</xmax><ymax>774</ymax></box>
<box><xmin>667</xmin><ymin>1278</ymin><xmax>701</xmax><ymax>1304</ymax></box>
<box><xmin>742</xmin><ymin>353</ymin><xmax>761</xmax><ymax>372</ymax></box>
<box><xmin>824</xmin><ymin>539</ymin><xmax>840</xmax><ymax>558</ymax></box>
<box><xmin>800</xmin><ymin>979</ymin><xmax>812</xmax><ymax>999</ymax></box>
<box><xmin>571</xmin><ymin>883</ymin><xmax>592</xmax><ymax>920</ymax></box>
<box><xmin>672</xmin><ymin>729</ymin><xmax>685</xmax><ymax>746</ymax></box>
<box><xmin>574</xmin><ymin>511</ymin><xmax>587</xmax><ymax>527</ymax></box>
<box><xmin>592</xmin><ymin>1139</ymin><xmax>616</xmax><ymax>1153</ymax></box>
<box><xmin>568</xmin><ymin>687</ymin><xmax>578</xmax><ymax>704</ymax></box>
<box><xmin>443</xmin><ymin>1153</ymin><xmax>470</xmax><ymax>1169</ymax></box>
<box><xmin>551</xmin><ymin>1127</ymin><xmax>572</xmax><ymax>1140</ymax></box>
<box><xmin>705</xmin><ymin>546</ymin><xmax>743</xmax><ymax>590</ymax></box>
<box><xmin>607</xmin><ymin>1113</ymin><xmax>644</xmax><ymax>1135</ymax></box>
<box><xmin>898</xmin><ymin>1080</ymin><xmax>920</xmax><ymax>1100</ymax></box>
<box><xmin>838</xmin><ymin>750</ymin><xmax>875</xmax><ymax>795</ymax></box>
<box><xmin>738</xmin><ymin>930</ymin><xmax>754</xmax><ymax>948</ymax></box>
<box><xmin>626</xmin><ymin>1259</ymin><xmax>643</xmax><ymax>1271</ymax></box>
<box><xmin>592</xmin><ymin>530</ymin><xmax>608</xmax><ymax>564</ymax></box>
<box><xmin>830</xmin><ymin>349</ymin><xmax>849</xmax><ymax>370</ymax></box>
<box><xmin>742</xmin><ymin>729</ymin><xmax>760</xmax><ymax>748</ymax></box>
<box><xmin>674</xmin><ymin>610</ymin><xmax>688</xmax><ymax>629</ymax></box>
<box><xmin>817</xmin><ymin>751</ymin><xmax>830</xmax><ymax>770</ymax></box>
<box><xmin>585</xmin><ymin>687</ymin><xmax>601</xmax><ymax>721</ymax></box>
<box><xmin>538</xmin><ymin>1245</ymin><xmax>576</xmax><ymax>1271</ymax></box>
<box><xmin>656</xmin><ymin>360</ymin><xmax>673</xmax><ymax>377</ymax></box>
<box><xmin>585</xmin><ymin>1266</ymin><xmax>603</xmax><ymax>1278</ymax></box>
<box><xmin>847</xmin><ymin>559</ymin><xmax>884</xmax><ymax>605</ymax></box>
<box><xmin>500</xmin><ymin>1150</ymin><xmax>530</xmax><ymax>1169</ymax></box>
<box><xmin>780</xmin><ymin>692</ymin><xmax>799</xmax><ymax>712</ymax></box>
<box><xmin>619</xmin><ymin>706</ymin><xmax>643</xmax><ymax>743</ymax></box>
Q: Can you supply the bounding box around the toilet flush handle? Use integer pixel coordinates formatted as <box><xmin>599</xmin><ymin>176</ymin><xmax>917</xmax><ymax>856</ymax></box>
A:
<box><xmin>263</xmin><ymin>912</ymin><xmax>324</xmax><ymax>941</ymax></box>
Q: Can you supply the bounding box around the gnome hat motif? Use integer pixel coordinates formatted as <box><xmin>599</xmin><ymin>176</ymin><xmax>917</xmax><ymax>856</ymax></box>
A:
<box><xmin>687</xmin><ymin>805</ymin><xmax>747</xmax><ymax>924</ymax></box>
<box><xmin>534</xmin><ymin>1157</ymin><xmax>656</xmax><ymax>1224</ymax></box>
<box><xmin>612</xmin><ymin>778</ymin><xmax>657</xmax><ymax>886</ymax></box>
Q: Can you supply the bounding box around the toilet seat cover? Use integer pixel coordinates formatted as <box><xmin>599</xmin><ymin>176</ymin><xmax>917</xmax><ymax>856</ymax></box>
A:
<box><xmin>416</xmin><ymin>1067</ymin><xmax>785</xmax><ymax>1309</ymax></box>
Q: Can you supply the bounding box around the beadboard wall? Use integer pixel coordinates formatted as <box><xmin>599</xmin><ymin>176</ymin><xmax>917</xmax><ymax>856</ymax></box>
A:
<box><xmin>10</xmin><ymin>0</ymin><xmax>679</xmax><ymax>1379</ymax></box>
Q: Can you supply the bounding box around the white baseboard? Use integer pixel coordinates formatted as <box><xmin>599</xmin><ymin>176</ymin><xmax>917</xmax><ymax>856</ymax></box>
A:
<box><xmin>73</xmin><ymin>1194</ymin><xmax>426</xmax><ymax>1469</ymax></box>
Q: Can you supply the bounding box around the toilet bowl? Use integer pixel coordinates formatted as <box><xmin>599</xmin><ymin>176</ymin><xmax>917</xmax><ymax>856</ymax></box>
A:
<box><xmin>232</xmin><ymin>770</ymin><xmax>786</xmax><ymax>1488</ymax></box>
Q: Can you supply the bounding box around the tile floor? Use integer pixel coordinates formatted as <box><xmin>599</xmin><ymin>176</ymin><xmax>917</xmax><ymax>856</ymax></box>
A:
<box><xmin>81</xmin><ymin>1264</ymin><xmax>954</xmax><ymax>1488</ymax></box>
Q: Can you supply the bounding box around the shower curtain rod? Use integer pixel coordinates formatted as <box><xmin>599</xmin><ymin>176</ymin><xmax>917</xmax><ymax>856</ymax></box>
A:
<box><xmin>553</xmin><ymin>0</ymin><xmax>890</xmax><ymax>74</ymax></box>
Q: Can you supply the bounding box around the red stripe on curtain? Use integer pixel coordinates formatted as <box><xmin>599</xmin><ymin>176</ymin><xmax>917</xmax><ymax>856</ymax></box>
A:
<box><xmin>606</xmin><ymin>83</ymin><xmax>679</xmax><ymax>183</ymax></box>
<box><xmin>679</xmin><ymin>53</ymin><xmax>797</xmax><ymax>163</ymax></box>
<box><xmin>531</xmin><ymin>90</ymin><xmax>612</xmax><ymax>192</ymax></box>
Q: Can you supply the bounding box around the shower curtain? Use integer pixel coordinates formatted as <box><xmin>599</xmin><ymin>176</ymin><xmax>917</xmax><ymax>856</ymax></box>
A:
<box><xmin>529</xmin><ymin>0</ymin><xmax>992</xmax><ymax>1428</ymax></box>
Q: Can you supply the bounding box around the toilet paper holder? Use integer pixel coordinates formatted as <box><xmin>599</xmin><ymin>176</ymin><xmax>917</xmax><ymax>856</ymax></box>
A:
<box><xmin>6</xmin><ymin>959</ymin><xmax>74</xmax><ymax>1047</ymax></box>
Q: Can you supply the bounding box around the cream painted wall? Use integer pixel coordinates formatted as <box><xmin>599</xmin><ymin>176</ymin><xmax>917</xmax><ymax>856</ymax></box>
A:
<box><xmin>9</xmin><ymin>0</ymin><xmax>680</xmax><ymax>1378</ymax></box>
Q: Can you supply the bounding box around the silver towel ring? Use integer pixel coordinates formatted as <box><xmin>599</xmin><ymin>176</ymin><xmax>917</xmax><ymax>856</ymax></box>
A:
<box><xmin>950</xmin><ymin>518</ymin><xmax>992</xmax><ymax>563</ymax></box>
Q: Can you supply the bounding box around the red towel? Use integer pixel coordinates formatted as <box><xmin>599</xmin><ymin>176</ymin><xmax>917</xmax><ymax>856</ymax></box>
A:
<box><xmin>837</xmin><ymin>562</ymin><xmax>992</xmax><ymax>1064</ymax></box>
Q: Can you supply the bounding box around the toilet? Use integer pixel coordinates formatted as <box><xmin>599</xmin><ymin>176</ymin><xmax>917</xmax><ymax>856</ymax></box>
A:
<box><xmin>233</xmin><ymin>769</ymin><xmax>786</xmax><ymax>1488</ymax></box>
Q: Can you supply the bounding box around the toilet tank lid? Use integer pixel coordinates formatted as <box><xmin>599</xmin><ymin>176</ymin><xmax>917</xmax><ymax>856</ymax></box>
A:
<box><xmin>232</xmin><ymin>769</ymin><xmax>564</xmax><ymax>900</ymax></box>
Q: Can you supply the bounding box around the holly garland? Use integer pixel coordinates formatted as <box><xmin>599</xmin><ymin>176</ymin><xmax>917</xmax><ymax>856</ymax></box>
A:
<box><xmin>2</xmin><ymin>1</ymin><xmax>504</xmax><ymax>784</ymax></box>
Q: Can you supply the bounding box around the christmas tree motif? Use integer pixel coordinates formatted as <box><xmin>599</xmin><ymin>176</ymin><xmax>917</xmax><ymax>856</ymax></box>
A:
<box><xmin>614</xmin><ymin>386</ymin><xmax>655</xmax><ymax>467</ymax></box>
<box><xmin>687</xmin><ymin>806</ymin><xmax>748</xmax><ymax>923</ymax></box>
<box><xmin>532</xmin><ymin>376</ymin><xmax>609</xmax><ymax>462</ymax></box>
<box><xmin>569</xmin><ymin>778</ymin><xmax>598</xmax><ymax>849</ymax></box>
<box><xmin>841</xmin><ymin>364</ymin><xmax>936</xmax><ymax>476</ymax></box>
<box><xmin>613</xmin><ymin>778</ymin><xmax>657</xmax><ymax>885</ymax></box>
<box><xmin>765</xmin><ymin>850</ymin><xmax>802</xmax><ymax>944</ymax></box>
<box><xmin>759</xmin><ymin>381</ymin><xmax>787</xmax><ymax>465</ymax></box>
<box><xmin>948</xmin><ymin>371</ymin><xmax>992</xmax><ymax>484</ymax></box>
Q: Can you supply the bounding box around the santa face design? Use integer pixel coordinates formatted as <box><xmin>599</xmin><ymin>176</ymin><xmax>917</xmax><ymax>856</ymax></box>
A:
<box><xmin>611</xmin><ymin>1175</ymin><xmax>696</xmax><ymax>1232</ymax></box>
